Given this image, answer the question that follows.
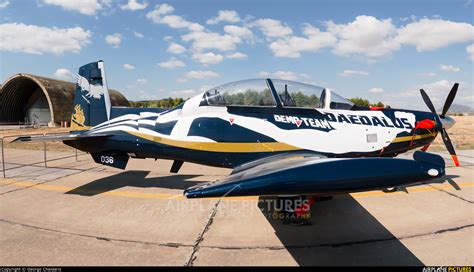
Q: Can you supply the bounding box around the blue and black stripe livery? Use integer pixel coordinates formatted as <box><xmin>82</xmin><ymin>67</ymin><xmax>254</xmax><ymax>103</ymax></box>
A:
<box><xmin>14</xmin><ymin>61</ymin><xmax>460</xmax><ymax>199</ymax></box>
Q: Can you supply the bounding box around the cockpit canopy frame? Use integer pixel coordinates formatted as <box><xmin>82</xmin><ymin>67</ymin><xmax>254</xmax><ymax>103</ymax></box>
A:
<box><xmin>201</xmin><ymin>78</ymin><xmax>353</xmax><ymax>110</ymax></box>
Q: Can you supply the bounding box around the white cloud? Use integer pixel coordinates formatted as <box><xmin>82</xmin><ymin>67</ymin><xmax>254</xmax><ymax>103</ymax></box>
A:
<box><xmin>160</xmin><ymin>15</ymin><xmax>204</xmax><ymax>31</ymax></box>
<box><xmin>146</xmin><ymin>5</ymin><xmax>250</xmax><ymax>64</ymax></box>
<box><xmin>419</xmin><ymin>72</ymin><xmax>437</xmax><ymax>77</ymax></box>
<box><xmin>192</xmin><ymin>52</ymin><xmax>224</xmax><ymax>65</ymax></box>
<box><xmin>170</xmin><ymin>89</ymin><xmax>197</xmax><ymax>98</ymax></box>
<box><xmin>339</xmin><ymin>70</ymin><xmax>370</xmax><ymax>77</ymax></box>
<box><xmin>42</xmin><ymin>0</ymin><xmax>106</xmax><ymax>15</ymax></box>
<box><xmin>258</xmin><ymin>71</ymin><xmax>307</xmax><ymax>81</ymax></box>
<box><xmin>120</xmin><ymin>0</ymin><xmax>147</xmax><ymax>11</ymax></box>
<box><xmin>224</xmin><ymin>25</ymin><xmax>253</xmax><ymax>40</ymax></box>
<box><xmin>269</xmin><ymin>24</ymin><xmax>336</xmax><ymax>58</ymax></box>
<box><xmin>403</xmin><ymin>80</ymin><xmax>455</xmax><ymax>99</ymax></box>
<box><xmin>397</xmin><ymin>18</ymin><xmax>474</xmax><ymax>51</ymax></box>
<box><xmin>207</xmin><ymin>10</ymin><xmax>240</xmax><ymax>25</ymax></box>
<box><xmin>167</xmin><ymin>42</ymin><xmax>186</xmax><ymax>54</ymax></box>
<box><xmin>0</xmin><ymin>23</ymin><xmax>91</xmax><ymax>54</ymax></box>
<box><xmin>146</xmin><ymin>4</ymin><xmax>203</xmax><ymax>32</ymax></box>
<box><xmin>0</xmin><ymin>0</ymin><xmax>9</xmax><ymax>9</ymax></box>
<box><xmin>182</xmin><ymin>31</ymin><xmax>241</xmax><ymax>52</ymax></box>
<box><xmin>146</xmin><ymin>4</ymin><xmax>244</xmax><ymax>55</ymax></box>
<box><xmin>137</xmin><ymin>89</ymin><xmax>160</xmax><ymax>100</ymax></box>
<box><xmin>226</xmin><ymin>52</ymin><xmax>247</xmax><ymax>59</ymax></box>
<box><xmin>327</xmin><ymin>15</ymin><xmax>400</xmax><ymax>59</ymax></box>
<box><xmin>133</xmin><ymin>31</ymin><xmax>144</xmax><ymax>38</ymax></box>
<box><xmin>383</xmin><ymin>79</ymin><xmax>469</xmax><ymax>110</ymax></box>
<box><xmin>467</xmin><ymin>44</ymin><xmax>474</xmax><ymax>61</ymax></box>
<box><xmin>440</xmin><ymin>64</ymin><xmax>461</xmax><ymax>72</ymax></box>
<box><xmin>253</xmin><ymin>18</ymin><xmax>293</xmax><ymax>38</ymax></box>
<box><xmin>137</xmin><ymin>78</ymin><xmax>147</xmax><ymax>84</ymax></box>
<box><xmin>255</xmin><ymin>16</ymin><xmax>473</xmax><ymax>60</ymax></box>
<box><xmin>53</xmin><ymin>68</ymin><xmax>75</xmax><ymax>80</ymax></box>
<box><xmin>158</xmin><ymin>58</ymin><xmax>186</xmax><ymax>69</ymax></box>
<box><xmin>198</xmin><ymin>84</ymin><xmax>213</xmax><ymax>92</ymax></box>
<box><xmin>258</xmin><ymin>71</ymin><xmax>270</xmax><ymax>77</ymax></box>
<box><xmin>146</xmin><ymin>3</ymin><xmax>173</xmax><ymax>18</ymax></box>
<box><xmin>184</xmin><ymin>70</ymin><xmax>220</xmax><ymax>79</ymax></box>
<box><xmin>123</xmin><ymin>64</ymin><xmax>135</xmax><ymax>70</ymax></box>
<box><xmin>272</xmin><ymin>71</ymin><xmax>299</xmax><ymax>80</ymax></box>
<box><xmin>368</xmin><ymin>87</ymin><xmax>384</xmax><ymax>93</ymax></box>
<box><xmin>105</xmin><ymin>33</ymin><xmax>121</xmax><ymax>48</ymax></box>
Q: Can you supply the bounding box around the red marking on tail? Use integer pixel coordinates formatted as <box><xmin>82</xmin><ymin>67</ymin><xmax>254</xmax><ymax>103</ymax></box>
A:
<box><xmin>229</xmin><ymin>117</ymin><xmax>235</xmax><ymax>125</ymax></box>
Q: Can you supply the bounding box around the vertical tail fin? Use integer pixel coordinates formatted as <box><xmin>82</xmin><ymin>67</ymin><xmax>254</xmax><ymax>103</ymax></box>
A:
<box><xmin>71</xmin><ymin>60</ymin><xmax>111</xmax><ymax>130</ymax></box>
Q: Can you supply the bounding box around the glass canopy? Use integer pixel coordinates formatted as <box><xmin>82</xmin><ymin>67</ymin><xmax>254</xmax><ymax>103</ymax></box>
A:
<box><xmin>202</xmin><ymin>79</ymin><xmax>354</xmax><ymax>109</ymax></box>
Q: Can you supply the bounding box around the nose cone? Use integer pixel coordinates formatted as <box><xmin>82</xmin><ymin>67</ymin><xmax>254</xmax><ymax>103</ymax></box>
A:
<box><xmin>440</xmin><ymin>115</ymin><xmax>456</xmax><ymax>130</ymax></box>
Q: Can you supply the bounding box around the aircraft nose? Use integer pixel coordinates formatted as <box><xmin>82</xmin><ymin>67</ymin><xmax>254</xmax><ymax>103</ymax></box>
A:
<box><xmin>440</xmin><ymin>115</ymin><xmax>456</xmax><ymax>130</ymax></box>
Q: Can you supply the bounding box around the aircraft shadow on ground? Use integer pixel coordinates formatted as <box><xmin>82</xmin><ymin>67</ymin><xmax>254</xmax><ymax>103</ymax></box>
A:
<box><xmin>64</xmin><ymin>170</ymin><xmax>461</xmax><ymax>265</ymax></box>
<box><xmin>258</xmin><ymin>194</ymin><xmax>424</xmax><ymax>266</ymax></box>
<box><xmin>383</xmin><ymin>174</ymin><xmax>460</xmax><ymax>193</ymax></box>
<box><xmin>256</xmin><ymin>174</ymin><xmax>462</xmax><ymax>265</ymax></box>
<box><xmin>424</xmin><ymin>174</ymin><xmax>461</xmax><ymax>189</ymax></box>
<box><xmin>65</xmin><ymin>170</ymin><xmax>202</xmax><ymax>196</ymax></box>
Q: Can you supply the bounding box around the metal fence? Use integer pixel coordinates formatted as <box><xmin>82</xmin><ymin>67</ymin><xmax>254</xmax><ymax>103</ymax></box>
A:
<box><xmin>0</xmin><ymin>133</ymin><xmax>88</xmax><ymax>178</ymax></box>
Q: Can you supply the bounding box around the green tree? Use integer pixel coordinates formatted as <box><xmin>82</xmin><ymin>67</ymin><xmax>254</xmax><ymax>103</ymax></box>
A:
<box><xmin>372</xmin><ymin>101</ymin><xmax>385</xmax><ymax>107</ymax></box>
<box><xmin>129</xmin><ymin>98</ymin><xmax>186</xmax><ymax>108</ymax></box>
<box><xmin>349</xmin><ymin>97</ymin><xmax>370</xmax><ymax>107</ymax></box>
<box><xmin>349</xmin><ymin>98</ymin><xmax>386</xmax><ymax>108</ymax></box>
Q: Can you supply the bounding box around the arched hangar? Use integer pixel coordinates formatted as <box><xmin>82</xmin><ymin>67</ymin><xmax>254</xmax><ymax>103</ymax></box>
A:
<box><xmin>0</xmin><ymin>73</ymin><xmax>129</xmax><ymax>127</ymax></box>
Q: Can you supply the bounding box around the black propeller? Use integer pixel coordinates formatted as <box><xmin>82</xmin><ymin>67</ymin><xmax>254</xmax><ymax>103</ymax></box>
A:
<box><xmin>419</xmin><ymin>83</ymin><xmax>460</xmax><ymax>166</ymax></box>
<box><xmin>441</xmin><ymin>83</ymin><xmax>458</xmax><ymax>118</ymax></box>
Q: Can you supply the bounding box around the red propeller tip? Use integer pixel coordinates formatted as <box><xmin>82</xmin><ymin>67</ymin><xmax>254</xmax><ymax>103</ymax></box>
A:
<box><xmin>451</xmin><ymin>155</ymin><xmax>460</xmax><ymax>167</ymax></box>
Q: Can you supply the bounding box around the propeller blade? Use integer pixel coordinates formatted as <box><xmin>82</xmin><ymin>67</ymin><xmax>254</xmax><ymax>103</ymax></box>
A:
<box><xmin>441</xmin><ymin>83</ymin><xmax>459</xmax><ymax>118</ymax></box>
<box><xmin>441</xmin><ymin>128</ymin><xmax>460</xmax><ymax>167</ymax></box>
<box><xmin>420</xmin><ymin>89</ymin><xmax>437</xmax><ymax>115</ymax></box>
<box><xmin>420</xmin><ymin>87</ymin><xmax>459</xmax><ymax>166</ymax></box>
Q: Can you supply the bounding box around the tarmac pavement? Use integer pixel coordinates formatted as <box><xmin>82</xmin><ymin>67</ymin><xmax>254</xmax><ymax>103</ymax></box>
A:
<box><xmin>0</xmin><ymin>148</ymin><xmax>472</xmax><ymax>266</ymax></box>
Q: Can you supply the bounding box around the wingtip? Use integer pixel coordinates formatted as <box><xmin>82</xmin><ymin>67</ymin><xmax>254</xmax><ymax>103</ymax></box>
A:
<box><xmin>10</xmin><ymin>136</ymin><xmax>31</xmax><ymax>143</ymax></box>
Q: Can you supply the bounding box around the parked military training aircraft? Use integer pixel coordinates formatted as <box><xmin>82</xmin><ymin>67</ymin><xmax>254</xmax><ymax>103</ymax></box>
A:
<box><xmin>15</xmin><ymin>61</ymin><xmax>460</xmax><ymax>200</ymax></box>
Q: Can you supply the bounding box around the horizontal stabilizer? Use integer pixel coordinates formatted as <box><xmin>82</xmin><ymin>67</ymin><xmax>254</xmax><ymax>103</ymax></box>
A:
<box><xmin>11</xmin><ymin>133</ymin><xmax>111</xmax><ymax>143</ymax></box>
<box><xmin>184</xmin><ymin>152</ymin><xmax>446</xmax><ymax>198</ymax></box>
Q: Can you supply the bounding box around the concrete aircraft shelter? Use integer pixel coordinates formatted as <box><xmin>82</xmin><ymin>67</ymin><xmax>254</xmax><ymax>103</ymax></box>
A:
<box><xmin>0</xmin><ymin>73</ymin><xmax>129</xmax><ymax>127</ymax></box>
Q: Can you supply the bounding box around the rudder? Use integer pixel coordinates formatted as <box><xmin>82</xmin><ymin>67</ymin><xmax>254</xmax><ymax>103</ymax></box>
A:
<box><xmin>71</xmin><ymin>60</ymin><xmax>111</xmax><ymax>130</ymax></box>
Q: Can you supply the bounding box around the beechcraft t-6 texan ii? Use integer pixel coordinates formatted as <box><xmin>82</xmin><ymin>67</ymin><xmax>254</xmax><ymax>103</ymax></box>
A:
<box><xmin>16</xmin><ymin>61</ymin><xmax>460</xmax><ymax>201</ymax></box>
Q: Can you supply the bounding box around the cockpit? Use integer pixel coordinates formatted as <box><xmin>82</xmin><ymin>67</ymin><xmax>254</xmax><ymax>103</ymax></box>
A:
<box><xmin>201</xmin><ymin>79</ymin><xmax>354</xmax><ymax>110</ymax></box>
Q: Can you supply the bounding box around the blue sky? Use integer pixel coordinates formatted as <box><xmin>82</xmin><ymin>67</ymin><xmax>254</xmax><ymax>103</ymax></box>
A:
<box><xmin>0</xmin><ymin>0</ymin><xmax>473</xmax><ymax>110</ymax></box>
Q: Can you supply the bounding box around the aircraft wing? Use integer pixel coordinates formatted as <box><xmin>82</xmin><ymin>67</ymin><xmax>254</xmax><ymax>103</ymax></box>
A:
<box><xmin>184</xmin><ymin>151</ymin><xmax>445</xmax><ymax>198</ymax></box>
<box><xmin>11</xmin><ymin>133</ymin><xmax>111</xmax><ymax>143</ymax></box>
